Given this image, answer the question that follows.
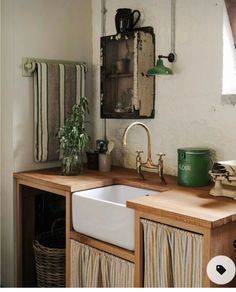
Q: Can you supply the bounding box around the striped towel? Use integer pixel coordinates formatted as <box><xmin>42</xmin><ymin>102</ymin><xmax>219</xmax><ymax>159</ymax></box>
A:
<box><xmin>33</xmin><ymin>62</ymin><xmax>87</xmax><ymax>162</ymax></box>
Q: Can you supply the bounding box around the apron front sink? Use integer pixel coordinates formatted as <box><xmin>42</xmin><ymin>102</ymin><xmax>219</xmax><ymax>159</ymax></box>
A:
<box><xmin>72</xmin><ymin>184</ymin><xmax>158</xmax><ymax>251</ymax></box>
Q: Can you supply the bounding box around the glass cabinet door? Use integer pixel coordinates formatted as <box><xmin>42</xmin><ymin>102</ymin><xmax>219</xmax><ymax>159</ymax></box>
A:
<box><xmin>101</xmin><ymin>27</ymin><xmax>155</xmax><ymax>119</ymax></box>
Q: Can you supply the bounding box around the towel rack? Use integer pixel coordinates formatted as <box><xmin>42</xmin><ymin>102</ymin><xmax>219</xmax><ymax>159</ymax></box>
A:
<box><xmin>22</xmin><ymin>57</ymin><xmax>87</xmax><ymax>77</ymax></box>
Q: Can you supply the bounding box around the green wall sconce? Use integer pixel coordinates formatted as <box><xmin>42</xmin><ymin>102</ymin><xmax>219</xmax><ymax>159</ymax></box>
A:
<box><xmin>147</xmin><ymin>53</ymin><xmax>175</xmax><ymax>76</ymax></box>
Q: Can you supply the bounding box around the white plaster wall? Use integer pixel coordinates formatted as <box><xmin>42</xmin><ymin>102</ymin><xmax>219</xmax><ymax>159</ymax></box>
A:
<box><xmin>222</xmin><ymin>2</ymin><xmax>236</xmax><ymax>94</ymax></box>
<box><xmin>1</xmin><ymin>1</ymin><xmax>15</xmax><ymax>286</ymax></box>
<box><xmin>92</xmin><ymin>0</ymin><xmax>236</xmax><ymax>175</ymax></box>
<box><xmin>0</xmin><ymin>0</ymin><xmax>1</xmax><ymax>285</ymax></box>
<box><xmin>1</xmin><ymin>0</ymin><xmax>92</xmax><ymax>286</ymax></box>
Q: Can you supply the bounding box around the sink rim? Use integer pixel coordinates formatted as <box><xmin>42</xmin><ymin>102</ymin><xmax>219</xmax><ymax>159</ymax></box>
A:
<box><xmin>73</xmin><ymin>184</ymin><xmax>159</xmax><ymax>207</ymax></box>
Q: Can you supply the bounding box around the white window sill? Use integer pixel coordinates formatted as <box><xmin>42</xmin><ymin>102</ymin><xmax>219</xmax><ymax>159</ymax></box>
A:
<box><xmin>221</xmin><ymin>94</ymin><xmax>236</xmax><ymax>105</ymax></box>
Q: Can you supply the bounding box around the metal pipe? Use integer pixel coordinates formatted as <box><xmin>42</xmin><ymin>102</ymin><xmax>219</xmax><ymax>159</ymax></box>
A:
<box><xmin>101</xmin><ymin>0</ymin><xmax>107</xmax><ymax>37</ymax></box>
<box><xmin>171</xmin><ymin>0</ymin><xmax>176</xmax><ymax>57</ymax></box>
<box><xmin>101</xmin><ymin>0</ymin><xmax>107</xmax><ymax>141</ymax></box>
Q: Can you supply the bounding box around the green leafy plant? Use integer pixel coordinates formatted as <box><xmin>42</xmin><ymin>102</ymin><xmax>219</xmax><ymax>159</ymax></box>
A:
<box><xmin>57</xmin><ymin>96</ymin><xmax>90</xmax><ymax>175</ymax></box>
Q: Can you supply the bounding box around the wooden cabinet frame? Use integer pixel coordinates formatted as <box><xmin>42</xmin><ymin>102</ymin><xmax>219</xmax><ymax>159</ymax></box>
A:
<box><xmin>134</xmin><ymin>211</ymin><xmax>236</xmax><ymax>288</ymax></box>
<box><xmin>15</xmin><ymin>169</ymin><xmax>236</xmax><ymax>288</ymax></box>
<box><xmin>15</xmin><ymin>176</ymin><xmax>135</xmax><ymax>287</ymax></box>
<box><xmin>16</xmin><ymin>179</ymin><xmax>72</xmax><ymax>287</ymax></box>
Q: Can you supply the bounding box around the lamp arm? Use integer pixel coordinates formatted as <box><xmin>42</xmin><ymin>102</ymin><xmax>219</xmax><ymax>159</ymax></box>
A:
<box><xmin>158</xmin><ymin>53</ymin><xmax>175</xmax><ymax>63</ymax></box>
<box><xmin>158</xmin><ymin>55</ymin><xmax>168</xmax><ymax>59</ymax></box>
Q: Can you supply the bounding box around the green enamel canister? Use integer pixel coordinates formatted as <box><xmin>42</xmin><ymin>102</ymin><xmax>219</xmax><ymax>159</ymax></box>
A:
<box><xmin>177</xmin><ymin>148</ymin><xmax>211</xmax><ymax>187</ymax></box>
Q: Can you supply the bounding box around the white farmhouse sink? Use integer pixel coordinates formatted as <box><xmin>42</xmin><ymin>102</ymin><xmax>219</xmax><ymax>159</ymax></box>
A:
<box><xmin>72</xmin><ymin>185</ymin><xmax>158</xmax><ymax>251</ymax></box>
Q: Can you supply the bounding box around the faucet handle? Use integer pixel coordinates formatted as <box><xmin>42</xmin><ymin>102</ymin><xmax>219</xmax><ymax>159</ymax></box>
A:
<box><xmin>136</xmin><ymin>150</ymin><xmax>144</xmax><ymax>157</ymax></box>
<box><xmin>156</xmin><ymin>153</ymin><xmax>166</xmax><ymax>160</ymax></box>
<box><xmin>156</xmin><ymin>153</ymin><xmax>167</xmax><ymax>185</ymax></box>
<box><xmin>136</xmin><ymin>151</ymin><xmax>144</xmax><ymax>180</ymax></box>
<box><xmin>136</xmin><ymin>150</ymin><xmax>143</xmax><ymax>162</ymax></box>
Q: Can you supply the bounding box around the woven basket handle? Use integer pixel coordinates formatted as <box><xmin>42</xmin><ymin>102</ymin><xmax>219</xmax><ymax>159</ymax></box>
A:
<box><xmin>50</xmin><ymin>218</ymin><xmax>65</xmax><ymax>237</ymax></box>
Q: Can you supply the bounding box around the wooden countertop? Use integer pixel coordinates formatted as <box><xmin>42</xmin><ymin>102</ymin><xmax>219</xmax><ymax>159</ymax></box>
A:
<box><xmin>14</xmin><ymin>166</ymin><xmax>236</xmax><ymax>229</ymax></box>
<box><xmin>14</xmin><ymin>167</ymin><xmax>114</xmax><ymax>192</ymax></box>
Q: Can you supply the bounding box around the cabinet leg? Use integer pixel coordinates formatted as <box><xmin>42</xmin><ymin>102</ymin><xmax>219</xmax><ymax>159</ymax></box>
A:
<box><xmin>22</xmin><ymin>193</ymin><xmax>36</xmax><ymax>286</ymax></box>
<box><xmin>66</xmin><ymin>193</ymin><xmax>72</xmax><ymax>287</ymax></box>
<box><xmin>16</xmin><ymin>182</ymin><xmax>23</xmax><ymax>287</ymax></box>
<box><xmin>16</xmin><ymin>184</ymin><xmax>36</xmax><ymax>287</ymax></box>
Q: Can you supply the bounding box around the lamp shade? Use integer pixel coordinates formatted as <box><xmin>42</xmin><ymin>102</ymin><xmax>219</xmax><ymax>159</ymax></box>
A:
<box><xmin>147</xmin><ymin>59</ymin><xmax>173</xmax><ymax>76</ymax></box>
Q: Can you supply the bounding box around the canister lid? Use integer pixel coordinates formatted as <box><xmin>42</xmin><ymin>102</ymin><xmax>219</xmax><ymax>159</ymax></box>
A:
<box><xmin>178</xmin><ymin>147</ymin><xmax>210</xmax><ymax>154</ymax></box>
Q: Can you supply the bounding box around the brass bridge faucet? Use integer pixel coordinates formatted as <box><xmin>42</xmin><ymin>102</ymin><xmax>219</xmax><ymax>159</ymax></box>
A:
<box><xmin>122</xmin><ymin>122</ymin><xmax>166</xmax><ymax>184</ymax></box>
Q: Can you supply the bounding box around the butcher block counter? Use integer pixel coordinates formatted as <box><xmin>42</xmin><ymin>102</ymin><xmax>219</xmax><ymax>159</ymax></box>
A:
<box><xmin>14</xmin><ymin>166</ymin><xmax>236</xmax><ymax>288</ymax></box>
<box><xmin>14</xmin><ymin>166</ymin><xmax>236</xmax><ymax>228</ymax></box>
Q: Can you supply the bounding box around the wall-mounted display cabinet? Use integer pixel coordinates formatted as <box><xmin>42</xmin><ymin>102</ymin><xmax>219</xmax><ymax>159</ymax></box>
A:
<box><xmin>100</xmin><ymin>27</ymin><xmax>155</xmax><ymax>119</ymax></box>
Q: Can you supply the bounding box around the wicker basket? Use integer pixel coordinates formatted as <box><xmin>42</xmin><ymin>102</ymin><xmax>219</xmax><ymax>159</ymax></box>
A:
<box><xmin>33</xmin><ymin>219</ymin><xmax>66</xmax><ymax>287</ymax></box>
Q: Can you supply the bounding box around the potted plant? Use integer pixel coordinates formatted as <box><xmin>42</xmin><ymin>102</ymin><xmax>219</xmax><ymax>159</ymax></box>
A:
<box><xmin>57</xmin><ymin>96</ymin><xmax>90</xmax><ymax>175</ymax></box>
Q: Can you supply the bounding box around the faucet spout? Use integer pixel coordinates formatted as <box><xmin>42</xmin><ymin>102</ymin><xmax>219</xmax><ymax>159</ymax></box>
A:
<box><xmin>122</xmin><ymin>122</ymin><xmax>167</xmax><ymax>184</ymax></box>
<box><xmin>122</xmin><ymin>122</ymin><xmax>152</xmax><ymax>161</ymax></box>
